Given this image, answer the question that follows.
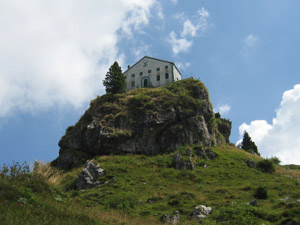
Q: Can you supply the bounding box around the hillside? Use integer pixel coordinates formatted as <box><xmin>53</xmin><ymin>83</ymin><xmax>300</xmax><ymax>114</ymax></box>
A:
<box><xmin>1</xmin><ymin>78</ymin><xmax>300</xmax><ymax>224</ymax></box>
<box><xmin>1</xmin><ymin>145</ymin><xmax>300</xmax><ymax>224</ymax></box>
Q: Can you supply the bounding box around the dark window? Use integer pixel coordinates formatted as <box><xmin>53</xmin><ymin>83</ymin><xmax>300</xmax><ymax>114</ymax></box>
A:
<box><xmin>132</xmin><ymin>74</ymin><xmax>135</xmax><ymax>78</ymax></box>
<box><xmin>157</xmin><ymin>75</ymin><xmax>160</xmax><ymax>81</ymax></box>
<box><xmin>165</xmin><ymin>65</ymin><xmax>168</xmax><ymax>69</ymax></box>
<box><xmin>165</xmin><ymin>73</ymin><xmax>169</xmax><ymax>79</ymax></box>
<box><xmin>131</xmin><ymin>81</ymin><xmax>135</xmax><ymax>87</ymax></box>
<box><xmin>156</xmin><ymin>67</ymin><xmax>160</xmax><ymax>71</ymax></box>
<box><xmin>139</xmin><ymin>72</ymin><xmax>143</xmax><ymax>76</ymax></box>
<box><xmin>148</xmin><ymin>70</ymin><xmax>151</xmax><ymax>73</ymax></box>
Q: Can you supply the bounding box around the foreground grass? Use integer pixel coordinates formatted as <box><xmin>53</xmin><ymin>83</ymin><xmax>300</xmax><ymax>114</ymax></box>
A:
<box><xmin>1</xmin><ymin>144</ymin><xmax>300</xmax><ymax>224</ymax></box>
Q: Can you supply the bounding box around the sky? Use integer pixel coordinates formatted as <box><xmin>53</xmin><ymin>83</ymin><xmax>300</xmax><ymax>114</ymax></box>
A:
<box><xmin>1</xmin><ymin>0</ymin><xmax>300</xmax><ymax>165</ymax></box>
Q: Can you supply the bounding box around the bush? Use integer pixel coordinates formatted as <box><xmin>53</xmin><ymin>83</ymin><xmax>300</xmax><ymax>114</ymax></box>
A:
<box><xmin>269</xmin><ymin>156</ymin><xmax>281</xmax><ymax>165</ymax></box>
<box><xmin>257</xmin><ymin>159</ymin><xmax>275</xmax><ymax>173</ymax></box>
<box><xmin>254</xmin><ymin>186</ymin><xmax>268</xmax><ymax>199</ymax></box>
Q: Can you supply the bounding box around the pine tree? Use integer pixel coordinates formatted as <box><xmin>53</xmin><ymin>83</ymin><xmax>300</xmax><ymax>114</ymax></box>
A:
<box><xmin>103</xmin><ymin>61</ymin><xmax>126</xmax><ymax>94</ymax></box>
<box><xmin>241</xmin><ymin>131</ymin><xmax>259</xmax><ymax>155</ymax></box>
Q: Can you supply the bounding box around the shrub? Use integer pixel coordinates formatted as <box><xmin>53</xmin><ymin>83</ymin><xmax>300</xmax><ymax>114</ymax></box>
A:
<box><xmin>254</xmin><ymin>186</ymin><xmax>268</xmax><ymax>199</ymax></box>
<box><xmin>257</xmin><ymin>159</ymin><xmax>275</xmax><ymax>173</ymax></box>
<box><xmin>269</xmin><ymin>156</ymin><xmax>281</xmax><ymax>165</ymax></box>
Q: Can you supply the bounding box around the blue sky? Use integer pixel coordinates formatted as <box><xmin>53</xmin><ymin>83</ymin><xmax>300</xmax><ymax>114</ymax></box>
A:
<box><xmin>1</xmin><ymin>0</ymin><xmax>300</xmax><ymax>165</ymax></box>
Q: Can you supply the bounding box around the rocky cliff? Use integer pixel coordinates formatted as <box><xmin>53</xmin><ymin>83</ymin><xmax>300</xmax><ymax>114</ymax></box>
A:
<box><xmin>56</xmin><ymin>78</ymin><xmax>231</xmax><ymax>169</ymax></box>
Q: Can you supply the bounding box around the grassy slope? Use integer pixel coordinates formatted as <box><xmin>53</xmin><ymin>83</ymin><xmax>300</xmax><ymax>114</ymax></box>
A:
<box><xmin>2</xmin><ymin>144</ymin><xmax>300</xmax><ymax>225</ymax></box>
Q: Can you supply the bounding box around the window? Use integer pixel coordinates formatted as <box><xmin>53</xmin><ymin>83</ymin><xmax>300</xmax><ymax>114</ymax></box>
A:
<box><xmin>131</xmin><ymin>81</ymin><xmax>135</xmax><ymax>87</ymax></box>
<box><xmin>156</xmin><ymin>67</ymin><xmax>160</xmax><ymax>71</ymax></box>
<box><xmin>148</xmin><ymin>70</ymin><xmax>151</xmax><ymax>73</ymax></box>
<box><xmin>132</xmin><ymin>74</ymin><xmax>135</xmax><ymax>78</ymax></box>
<box><xmin>139</xmin><ymin>72</ymin><xmax>143</xmax><ymax>76</ymax></box>
<box><xmin>165</xmin><ymin>73</ymin><xmax>169</xmax><ymax>79</ymax></box>
<box><xmin>165</xmin><ymin>65</ymin><xmax>168</xmax><ymax>69</ymax></box>
<box><xmin>157</xmin><ymin>75</ymin><xmax>160</xmax><ymax>81</ymax></box>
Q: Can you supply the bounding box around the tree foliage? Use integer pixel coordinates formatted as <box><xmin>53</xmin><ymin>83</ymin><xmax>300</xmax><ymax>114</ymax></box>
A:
<box><xmin>103</xmin><ymin>61</ymin><xmax>126</xmax><ymax>94</ymax></box>
<box><xmin>241</xmin><ymin>131</ymin><xmax>260</xmax><ymax>155</ymax></box>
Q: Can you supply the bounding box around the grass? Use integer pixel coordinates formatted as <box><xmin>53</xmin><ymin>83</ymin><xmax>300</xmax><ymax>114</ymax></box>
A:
<box><xmin>2</xmin><ymin>144</ymin><xmax>299</xmax><ymax>224</ymax></box>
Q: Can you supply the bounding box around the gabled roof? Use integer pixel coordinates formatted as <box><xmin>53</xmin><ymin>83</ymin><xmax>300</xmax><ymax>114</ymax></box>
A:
<box><xmin>123</xmin><ymin>56</ymin><xmax>181</xmax><ymax>75</ymax></box>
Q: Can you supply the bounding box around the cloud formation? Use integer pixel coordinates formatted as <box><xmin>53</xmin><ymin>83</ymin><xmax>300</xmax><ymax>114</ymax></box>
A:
<box><xmin>241</xmin><ymin>34</ymin><xmax>260</xmax><ymax>55</ymax></box>
<box><xmin>238</xmin><ymin>84</ymin><xmax>300</xmax><ymax>164</ymax></box>
<box><xmin>0</xmin><ymin>0</ymin><xmax>157</xmax><ymax>117</ymax></box>
<box><xmin>168</xmin><ymin>7</ymin><xmax>209</xmax><ymax>55</ymax></box>
<box><xmin>216</xmin><ymin>104</ymin><xmax>231</xmax><ymax>115</ymax></box>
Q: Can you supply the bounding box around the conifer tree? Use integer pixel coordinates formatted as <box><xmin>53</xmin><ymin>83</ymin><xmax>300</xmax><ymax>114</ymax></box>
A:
<box><xmin>241</xmin><ymin>131</ymin><xmax>260</xmax><ymax>155</ymax></box>
<box><xmin>103</xmin><ymin>61</ymin><xmax>126</xmax><ymax>94</ymax></box>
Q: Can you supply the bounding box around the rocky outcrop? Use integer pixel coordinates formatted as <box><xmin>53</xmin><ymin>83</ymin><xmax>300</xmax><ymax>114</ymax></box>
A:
<box><xmin>192</xmin><ymin>205</ymin><xmax>212</xmax><ymax>221</ymax></box>
<box><xmin>173</xmin><ymin>152</ymin><xmax>194</xmax><ymax>170</ymax></box>
<box><xmin>194</xmin><ymin>147</ymin><xmax>217</xmax><ymax>160</ymax></box>
<box><xmin>56</xmin><ymin>79</ymin><xmax>231</xmax><ymax>169</ymax></box>
<box><xmin>161</xmin><ymin>211</ymin><xmax>180</xmax><ymax>224</ymax></box>
<box><xmin>76</xmin><ymin>161</ymin><xmax>105</xmax><ymax>190</ymax></box>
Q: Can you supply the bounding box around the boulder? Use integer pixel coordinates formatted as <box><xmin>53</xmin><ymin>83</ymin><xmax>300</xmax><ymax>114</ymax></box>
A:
<box><xmin>205</xmin><ymin>149</ymin><xmax>216</xmax><ymax>160</ymax></box>
<box><xmin>161</xmin><ymin>211</ymin><xmax>180</xmax><ymax>224</ymax></box>
<box><xmin>246</xmin><ymin>158</ymin><xmax>256</xmax><ymax>169</ymax></box>
<box><xmin>173</xmin><ymin>153</ymin><xmax>194</xmax><ymax>170</ymax></box>
<box><xmin>194</xmin><ymin>147</ymin><xmax>217</xmax><ymax>160</ymax></box>
<box><xmin>76</xmin><ymin>161</ymin><xmax>105</xmax><ymax>190</ymax></box>
<box><xmin>192</xmin><ymin>205</ymin><xmax>212</xmax><ymax>221</ymax></box>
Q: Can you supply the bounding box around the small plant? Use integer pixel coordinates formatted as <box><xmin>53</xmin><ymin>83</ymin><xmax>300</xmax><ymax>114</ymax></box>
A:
<box><xmin>254</xmin><ymin>186</ymin><xmax>268</xmax><ymax>199</ymax></box>
<box><xmin>269</xmin><ymin>156</ymin><xmax>281</xmax><ymax>165</ymax></box>
<box><xmin>257</xmin><ymin>159</ymin><xmax>275</xmax><ymax>173</ymax></box>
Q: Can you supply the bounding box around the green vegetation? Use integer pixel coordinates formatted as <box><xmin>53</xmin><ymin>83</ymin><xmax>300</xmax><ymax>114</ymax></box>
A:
<box><xmin>257</xmin><ymin>159</ymin><xmax>276</xmax><ymax>173</ymax></box>
<box><xmin>103</xmin><ymin>61</ymin><xmax>126</xmax><ymax>94</ymax></box>
<box><xmin>241</xmin><ymin>131</ymin><xmax>260</xmax><ymax>155</ymax></box>
<box><xmin>2</xmin><ymin>144</ymin><xmax>300</xmax><ymax>224</ymax></box>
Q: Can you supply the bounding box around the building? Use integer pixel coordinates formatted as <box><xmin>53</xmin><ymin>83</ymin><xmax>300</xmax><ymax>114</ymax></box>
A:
<box><xmin>124</xmin><ymin>56</ymin><xmax>181</xmax><ymax>91</ymax></box>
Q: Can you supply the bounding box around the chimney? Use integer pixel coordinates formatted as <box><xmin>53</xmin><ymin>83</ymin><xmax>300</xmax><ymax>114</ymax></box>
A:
<box><xmin>128</xmin><ymin>65</ymin><xmax>130</xmax><ymax>69</ymax></box>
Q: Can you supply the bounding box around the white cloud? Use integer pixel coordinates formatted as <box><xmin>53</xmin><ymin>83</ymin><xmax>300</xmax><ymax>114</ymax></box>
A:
<box><xmin>176</xmin><ymin>62</ymin><xmax>191</xmax><ymax>71</ymax></box>
<box><xmin>244</xmin><ymin>34</ymin><xmax>259</xmax><ymax>48</ymax></box>
<box><xmin>216</xmin><ymin>104</ymin><xmax>231</xmax><ymax>115</ymax></box>
<box><xmin>0</xmin><ymin>0</ymin><xmax>157</xmax><ymax>117</ymax></box>
<box><xmin>242</xmin><ymin>34</ymin><xmax>260</xmax><ymax>55</ymax></box>
<box><xmin>181</xmin><ymin>20</ymin><xmax>198</xmax><ymax>37</ymax></box>
<box><xmin>237</xmin><ymin>84</ymin><xmax>300</xmax><ymax>164</ymax></box>
<box><xmin>132</xmin><ymin>42</ymin><xmax>151</xmax><ymax>61</ymax></box>
<box><xmin>168</xmin><ymin>31</ymin><xmax>192</xmax><ymax>56</ymax></box>
<box><xmin>171</xmin><ymin>0</ymin><xmax>178</xmax><ymax>4</ymax></box>
<box><xmin>168</xmin><ymin>7</ymin><xmax>209</xmax><ymax>55</ymax></box>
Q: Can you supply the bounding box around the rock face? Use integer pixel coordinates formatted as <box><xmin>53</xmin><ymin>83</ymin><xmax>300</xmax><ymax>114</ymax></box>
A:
<box><xmin>76</xmin><ymin>161</ymin><xmax>105</xmax><ymax>190</ymax></box>
<box><xmin>192</xmin><ymin>205</ymin><xmax>212</xmax><ymax>221</ymax></box>
<box><xmin>57</xmin><ymin>78</ymin><xmax>231</xmax><ymax>169</ymax></box>
<box><xmin>161</xmin><ymin>211</ymin><xmax>180</xmax><ymax>224</ymax></box>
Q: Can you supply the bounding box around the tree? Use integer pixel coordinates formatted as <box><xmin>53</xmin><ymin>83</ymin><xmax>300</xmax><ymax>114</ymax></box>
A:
<box><xmin>103</xmin><ymin>61</ymin><xmax>126</xmax><ymax>94</ymax></box>
<box><xmin>241</xmin><ymin>131</ymin><xmax>260</xmax><ymax>155</ymax></box>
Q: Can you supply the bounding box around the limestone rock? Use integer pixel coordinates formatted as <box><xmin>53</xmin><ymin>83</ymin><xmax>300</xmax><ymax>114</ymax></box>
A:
<box><xmin>192</xmin><ymin>205</ymin><xmax>212</xmax><ymax>221</ymax></box>
<box><xmin>194</xmin><ymin>147</ymin><xmax>217</xmax><ymax>160</ymax></box>
<box><xmin>246</xmin><ymin>158</ymin><xmax>256</xmax><ymax>169</ymax></box>
<box><xmin>173</xmin><ymin>153</ymin><xmax>194</xmax><ymax>170</ymax></box>
<box><xmin>56</xmin><ymin>79</ymin><xmax>231</xmax><ymax>169</ymax></box>
<box><xmin>161</xmin><ymin>211</ymin><xmax>180</xmax><ymax>224</ymax></box>
<box><xmin>77</xmin><ymin>161</ymin><xmax>105</xmax><ymax>190</ymax></box>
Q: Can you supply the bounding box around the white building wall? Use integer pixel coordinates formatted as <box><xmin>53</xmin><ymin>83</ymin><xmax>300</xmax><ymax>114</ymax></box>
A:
<box><xmin>124</xmin><ymin>57</ymin><xmax>181</xmax><ymax>91</ymax></box>
<box><xmin>172</xmin><ymin>65</ymin><xmax>181</xmax><ymax>82</ymax></box>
